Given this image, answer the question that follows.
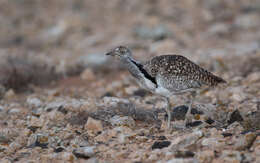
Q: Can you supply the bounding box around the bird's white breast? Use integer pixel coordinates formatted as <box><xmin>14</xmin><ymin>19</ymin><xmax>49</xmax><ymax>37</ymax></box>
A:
<box><xmin>154</xmin><ymin>86</ymin><xmax>172</xmax><ymax>97</ymax></box>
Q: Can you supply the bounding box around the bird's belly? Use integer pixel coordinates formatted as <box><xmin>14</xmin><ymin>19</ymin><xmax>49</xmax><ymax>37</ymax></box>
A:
<box><xmin>154</xmin><ymin>86</ymin><xmax>196</xmax><ymax>97</ymax></box>
<box><xmin>134</xmin><ymin>77</ymin><xmax>156</xmax><ymax>91</ymax></box>
<box><xmin>154</xmin><ymin>86</ymin><xmax>172</xmax><ymax>97</ymax></box>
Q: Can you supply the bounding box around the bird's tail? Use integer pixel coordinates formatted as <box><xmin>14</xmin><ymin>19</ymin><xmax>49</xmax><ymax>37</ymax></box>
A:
<box><xmin>209</xmin><ymin>73</ymin><xmax>226</xmax><ymax>86</ymax></box>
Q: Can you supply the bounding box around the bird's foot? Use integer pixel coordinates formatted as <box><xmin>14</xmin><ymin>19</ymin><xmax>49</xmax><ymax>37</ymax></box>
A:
<box><xmin>167</xmin><ymin>118</ymin><xmax>171</xmax><ymax>129</ymax></box>
<box><xmin>161</xmin><ymin>120</ymin><xmax>173</xmax><ymax>133</ymax></box>
<box><xmin>184</xmin><ymin>113</ymin><xmax>193</xmax><ymax>127</ymax></box>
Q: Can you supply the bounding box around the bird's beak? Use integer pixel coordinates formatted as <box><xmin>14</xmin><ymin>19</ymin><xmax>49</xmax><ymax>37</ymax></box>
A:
<box><xmin>105</xmin><ymin>51</ymin><xmax>116</xmax><ymax>56</ymax></box>
<box><xmin>105</xmin><ymin>52</ymin><xmax>112</xmax><ymax>56</ymax></box>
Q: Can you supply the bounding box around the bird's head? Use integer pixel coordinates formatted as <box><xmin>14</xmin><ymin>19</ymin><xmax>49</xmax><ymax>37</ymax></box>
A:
<box><xmin>105</xmin><ymin>46</ymin><xmax>132</xmax><ymax>59</ymax></box>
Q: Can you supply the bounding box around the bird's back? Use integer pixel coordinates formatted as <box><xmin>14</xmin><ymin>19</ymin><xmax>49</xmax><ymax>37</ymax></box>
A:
<box><xmin>144</xmin><ymin>55</ymin><xmax>226</xmax><ymax>92</ymax></box>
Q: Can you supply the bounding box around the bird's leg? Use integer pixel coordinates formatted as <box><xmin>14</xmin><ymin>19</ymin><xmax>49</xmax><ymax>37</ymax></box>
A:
<box><xmin>185</xmin><ymin>91</ymin><xmax>196</xmax><ymax>126</ymax></box>
<box><xmin>165</xmin><ymin>97</ymin><xmax>171</xmax><ymax>129</ymax></box>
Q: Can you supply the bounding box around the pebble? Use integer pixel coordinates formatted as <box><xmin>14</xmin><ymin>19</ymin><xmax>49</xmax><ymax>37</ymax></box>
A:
<box><xmin>27</xmin><ymin>97</ymin><xmax>42</xmax><ymax>108</ymax></box>
<box><xmin>0</xmin><ymin>85</ymin><xmax>5</xmax><ymax>99</ymax></box>
<box><xmin>109</xmin><ymin>115</ymin><xmax>136</xmax><ymax>128</ymax></box>
<box><xmin>31</xmin><ymin>108</ymin><xmax>43</xmax><ymax>117</ymax></box>
<box><xmin>208</xmin><ymin>23</ymin><xmax>230</xmax><ymax>35</ymax></box>
<box><xmin>42</xmin><ymin>20</ymin><xmax>68</xmax><ymax>43</ymax></box>
<box><xmin>228</xmin><ymin>110</ymin><xmax>244</xmax><ymax>124</ymax></box>
<box><xmin>61</xmin><ymin>152</ymin><xmax>75</xmax><ymax>162</ymax></box>
<box><xmin>230</xmin><ymin>87</ymin><xmax>247</xmax><ymax>102</ymax></box>
<box><xmin>196</xmin><ymin>150</ymin><xmax>214</xmax><ymax>163</ymax></box>
<box><xmin>242</xmin><ymin>153</ymin><xmax>254</xmax><ymax>163</ymax></box>
<box><xmin>113</xmin><ymin>126</ymin><xmax>134</xmax><ymax>134</ymax></box>
<box><xmin>149</xmin><ymin>40</ymin><xmax>178</xmax><ymax>54</ymax></box>
<box><xmin>71</xmin><ymin>136</ymin><xmax>89</xmax><ymax>147</ymax></box>
<box><xmin>168</xmin><ymin>105</ymin><xmax>189</xmax><ymax>121</ymax></box>
<box><xmin>0</xmin><ymin>105</ymin><xmax>4</xmax><ymax>112</ymax></box>
<box><xmin>8</xmin><ymin>108</ymin><xmax>21</xmax><ymax>114</ymax></box>
<box><xmin>148</xmin><ymin>151</ymin><xmax>159</xmax><ymax>161</ymax></box>
<box><xmin>73</xmin><ymin>146</ymin><xmax>96</xmax><ymax>159</ymax></box>
<box><xmin>245</xmin><ymin>72</ymin><xmax>260</xmax><ymax>84</ymax></box>
<box><xmin>134</xmin><ymin>25</ymin><xmax>171</xmax><ymax>41</ymax></box>
<box><xmin>118</xmin><ymin>133</ymin><xmax>130</xmax><ymax>144</ymax></box>
<box><xmin>170</xmin><ymin>130</ymin><xmax>204</xmax><ymax>151</ymax></box>
<box><xmin>167</xmin><ymin>105</ymin><xmax>212</xmax><ymax>124</ymax></box>
<box><xmin>0</xmin><ymin>145</ymin><xmax>8</xmax><ymax>152</ymax></box>
<box><xmin>47</xmin><ymin>109</ymin><xmax>65</xmax><ymax>121</ymax></box>
<box><xmin>124</xmin><ymin>86</ymin><xmax>139</xmax><ymax>95</ymax></box>
<box><xmin>152</xmin><ymin>141</ymin><xmax>171</xmax><ymax>150</ymax></box>
<box><xmin>234</xmin><ymin>13</ymin><xmax>260</xmax><ymax>29</ymax></box>
<box><xmin>174</xmin><ymin>151</ymin><xmax>194</xmax><ymax>158</ymax></box>
<box><xmin>84</xmin><ymin>158</ymin><xmax>99</xmax><ymax>163</ymax></box>
<box><xmin>27</xmin><ymin>116</ymin><xmax>44</xmax><ymax>129</ymax></box>
<box><xmin>219</xmin><ymin>150</ymin><xmax>242</xmax><ymax>162</ymax></box>
<box><xmin>225</xmin><ymin>122</ymin><xmax>244</xmax><ymax>136</ymax></box>
<box><xmin>0</xmin><ymin>158</ymin><xmax>11</xmax><ymax>163</ymax></box>
<box><xmin>77</xmin><ymin>54</ymin><xmax>109</xmax><ymax>69</ymax></box>
<box><xmin>102</xmin><ymin>97</ymin><xmax>129</xmax><ymax>107</ymax></box>
<box><xmin>113</xmin><ymin>126</ymin><xmax>135</xmax><ymax>144</ymax></box>
<box><xmin>234</xmin><ymin>132</ymin><xmax>257</xmax><ymax>150</ymax></box>
<box><xmin>95</xmin><ymin>129</ymin><xmax>117</xmax><ymax>143</ymax></box>
<box><xmin>243</xmin><ymin>109</ymin><xmax>260</xmax><ymax>130</ymax></box>
<box><xmin>4</xmin><ymin>89</ymin><xmax>15</xmax><ymax>99</ymax></box>
<box><xmin>27</xmin><ymin>133</ymin><xmax>49</xmax><ymax>148</ymax></box>
<box><xmin>8</xmin><ymin>142</ymin><xmax>22</xmax><ymax>153</ymax></box>
<box><xmin>0</xmin><ymin>134</ymin><xmax>10</xmax><ymax>144</ymax></box>
<box><xmin>133</xmin><ymin>89</ymin><xmax>148</xmax><ymax>97</ymax></box>
<box><xmin>80</xmin><ymin>68</ymin><xmax>96</xmax><ymax>81</ymax></box>
<box><xmin>166</xmin><ymin>158</ymin><xmax>199</xmax><ymax>163</ymax></box>
<box><xmin>44</xmin><ymin>100</ymin><xmax>66</xmax><ymax>112</ymax></box>
<box><xmin>201</xmin><ymin>138</ymin><xmax>224</xmax><ymax>149</ymax></box>
<box><xmin>85</xmin><ymin>117</ymin><xmax>103</xmax><ymax>134</ymax></box>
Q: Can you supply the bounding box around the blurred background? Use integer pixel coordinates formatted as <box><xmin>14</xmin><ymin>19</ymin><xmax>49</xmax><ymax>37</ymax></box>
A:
<box><xmin>0</xmin><ymin>0</ymin><xmax>259</xmax><ymax>95</ymax></box>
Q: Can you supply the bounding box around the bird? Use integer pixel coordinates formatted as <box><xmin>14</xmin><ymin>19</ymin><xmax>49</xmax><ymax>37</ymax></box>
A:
<box><xmin>105</xmin><ymin>46</ymin><xmax>226</xmax><ymax>129</ymax></box>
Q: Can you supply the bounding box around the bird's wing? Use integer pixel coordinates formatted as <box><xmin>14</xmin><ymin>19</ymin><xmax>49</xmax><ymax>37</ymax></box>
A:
<box><xmin>156</xmin><ymin>73</ymin><xmax>202</xmax><ymax>92</ymax></box>
<box><xmin>144</xmin><ymin>55</ymin><xmax>224</xmax><ymax>91</ymax></box>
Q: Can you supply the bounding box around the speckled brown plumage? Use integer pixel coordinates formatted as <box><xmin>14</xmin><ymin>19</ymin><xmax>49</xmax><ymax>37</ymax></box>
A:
<box><xmin>106</xmin><ymin>46</ymin><xmax>226</xmax><ymax>129</ymax></box>
<box><xmin>144</xmin><ymin>55</ymin><xmax>226</xmax><ymax>92</ymax></box>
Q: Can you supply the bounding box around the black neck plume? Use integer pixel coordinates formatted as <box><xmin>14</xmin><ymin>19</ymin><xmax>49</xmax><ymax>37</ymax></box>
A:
<box><xmin>130</xmin><ymin>59</ymin><xmax>157</xmax><ymax>87</ymax></box>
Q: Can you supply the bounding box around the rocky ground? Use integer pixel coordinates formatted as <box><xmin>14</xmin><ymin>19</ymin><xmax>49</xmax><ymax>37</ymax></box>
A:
<box><xmin>0</xmin><ymin>0</ymin><xmax>260</xmax><ymax>162</ymax></box>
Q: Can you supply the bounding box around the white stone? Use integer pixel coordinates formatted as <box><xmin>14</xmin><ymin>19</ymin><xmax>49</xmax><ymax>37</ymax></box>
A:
<box><xmin>27</xmin><ymin>97</ymin><xmax>42</xmax><ymax>108</ymax></box>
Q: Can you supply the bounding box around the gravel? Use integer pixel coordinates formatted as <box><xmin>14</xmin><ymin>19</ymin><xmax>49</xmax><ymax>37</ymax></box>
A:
<box><xmin>0</xmin><ymin>0</ymin><xmax>259</xmax><ymax>162</ymax></box>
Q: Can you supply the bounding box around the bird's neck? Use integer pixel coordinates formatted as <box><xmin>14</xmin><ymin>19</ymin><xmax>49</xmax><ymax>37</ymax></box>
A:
<box><xmin>120</xmin><ymin>57</ymin><xmax>143</xmax><ymax>79</ymax></box>
<box><xmin>120</xmin><ymin>57</ymin><xmax>157</xmax><ymax>89</ymax></box>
